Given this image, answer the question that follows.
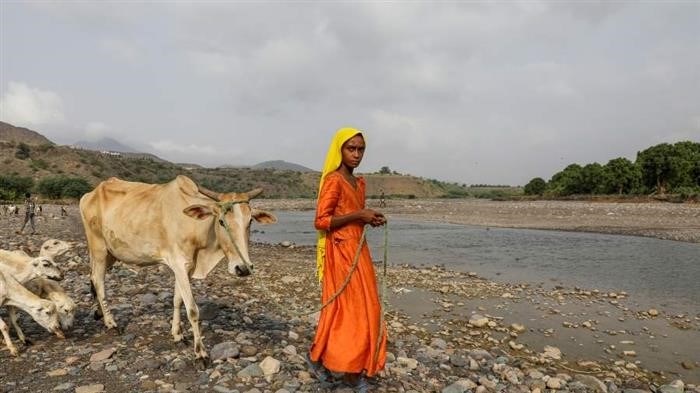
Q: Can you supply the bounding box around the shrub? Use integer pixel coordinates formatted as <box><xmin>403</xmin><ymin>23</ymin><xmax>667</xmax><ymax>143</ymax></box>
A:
<box><xmin>0</xmin><ymin>175</ymin><xmax>34</xmax><ymax>200</ymax></box>
<box><xmin>37</xmin><ymin>176</ymin><xmax>92</xmax><ymax>199</ymax></box>
<box><xmin>15</xmin><ymin>143</ymin><xmax>30</xmax><ymax>159</ymax></box>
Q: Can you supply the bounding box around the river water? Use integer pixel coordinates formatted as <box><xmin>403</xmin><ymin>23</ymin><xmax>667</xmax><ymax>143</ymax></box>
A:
<box><xmin>252</xmin><ymin>211</ymin><xmax>700</xmax><ymax>312</ymax></box>
<box><xmin>253</xmin><ymin>211</ymin><xmax>700</xmax><ymax>381</ymax></box>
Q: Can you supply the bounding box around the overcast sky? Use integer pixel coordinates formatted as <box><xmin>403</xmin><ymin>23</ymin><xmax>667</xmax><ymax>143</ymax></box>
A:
<box><xmin>1</xmin><ymin>1</ymin><xmax>698</xmax><ymax>185</ymax></box>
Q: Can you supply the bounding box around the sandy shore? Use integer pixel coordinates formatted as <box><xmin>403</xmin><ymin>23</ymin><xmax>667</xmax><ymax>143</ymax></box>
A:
<box><xmin>0</xmin><ymin>202</ymin><xmax>698</xmax><ymax>392</ymax></box>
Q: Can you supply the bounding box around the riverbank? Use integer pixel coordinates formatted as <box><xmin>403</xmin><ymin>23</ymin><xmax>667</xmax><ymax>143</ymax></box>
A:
<box><xmin>0</xmin><ymin>204</ymin><xmax>698</xmax><ymax>392</ymax></box>
<box><xmin>258</xmin><ymin>198</ymin><xmax>700</xmax><ymax>243</ymax></box>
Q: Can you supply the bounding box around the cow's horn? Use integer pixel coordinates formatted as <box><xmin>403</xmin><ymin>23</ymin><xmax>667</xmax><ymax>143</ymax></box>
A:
<box><xmin>247</xmin><ymin>188</ymin><xmax>263</xmax><ymax>199</ymax></box>
<box><xmin>198</xmin><ymin>185</ymin><xmax>221</xmax><ymax>201</ymax></box>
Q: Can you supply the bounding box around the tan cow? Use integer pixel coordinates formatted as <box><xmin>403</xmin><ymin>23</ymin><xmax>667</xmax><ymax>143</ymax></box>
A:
<box><xmin>79</xmin><ymin>175</ymin><xmax>276</xmax><ymax>359</ymax></box>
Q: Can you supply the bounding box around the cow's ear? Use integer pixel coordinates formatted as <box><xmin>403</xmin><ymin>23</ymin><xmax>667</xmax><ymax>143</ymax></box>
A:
<box><xmin>252</xmin><ymin>209</ymin><xmax>277</xmax><ymax>224</ymax></box>
<box><xmin>183</xmin><ymin>204</ymin><xmax>214</xmax><ymax>220</ymax></box>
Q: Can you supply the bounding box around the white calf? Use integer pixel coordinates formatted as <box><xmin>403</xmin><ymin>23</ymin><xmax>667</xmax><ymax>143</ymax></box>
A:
<box><xmin>0</xmin><ymin>254</ymin><xmax>63</xmax><ymax>284</ymax></box>
<box><xmin>10</xmin><ymin>278</ymin><xmax>75</xmax><ymax>342</ymax></box>
<box><xmin>0</xmin><ymin>270</ymin><xmax>63</xmax><ymax>356</ymax></box>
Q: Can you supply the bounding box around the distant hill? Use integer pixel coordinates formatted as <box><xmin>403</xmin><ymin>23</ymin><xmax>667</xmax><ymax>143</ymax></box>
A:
<box><xmin>252</xmin><ymin>160</ymin><xmax>315</xmax><ymax>172</ymax></box>
<box><xmin>0</xmin><ymin>121</ymin><xmax>54</xmax><ymax>145</ymax></box>
<box><xmin>73</xmin><ymin>137</ymin><xmax>138</xmax><ymax>153</ymax></box>
<box><xmin>0</xmin><ymin>121</ymin><xmax>468</xmax><ymax>199</ymax></box>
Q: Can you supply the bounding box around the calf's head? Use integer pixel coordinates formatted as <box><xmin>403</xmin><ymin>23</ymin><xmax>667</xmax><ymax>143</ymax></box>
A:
<box><xmin>30</xmin><ymin>257</ymin><xmax>63</xmax><ymax>281</ymax></box>
<box><xmin>39</xmin><ymin>239</ymin><xmax>74</xmax><ymax>259</ymax></box>
<box><xmin>29</xmin><ymin>299</ymin><xmax>65</xmax><ymax>339</ymax></box>
<box><xmin>184</xmin><ymin>188</ymin><xmax>276</xmax><ymax>277</ymax></box>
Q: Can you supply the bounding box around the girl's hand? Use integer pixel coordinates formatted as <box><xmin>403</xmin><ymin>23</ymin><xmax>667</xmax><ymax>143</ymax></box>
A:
<box><xmin>360</xmin><ymin>209</ymin><xmax>386</xmax><ymax>227</ymax></box>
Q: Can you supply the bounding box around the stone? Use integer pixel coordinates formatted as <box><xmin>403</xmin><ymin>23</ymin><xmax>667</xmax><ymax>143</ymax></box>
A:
<box><xmin>238</xmin><ymin>363</ymin><xmax>264</xmax><ymax>378</ymax></box>
<box><xmin>53</xmin><ymin>383</ymin><xmax>74</xmax><ymax>391</ymax></box>
<box><xmin>47</xmin><ymin>368</ymin><xmax>69</xmax><ymax>377</ymax></box>
<box><xmin>260</xmin><ymin>356</ymin><xmax>281</xmax><ymax>375</ymax></box>
<box><xmin>648</xmin><ymin>308</ymin><xmax>659</xmax><ymax>316</ymax></box>
<box><xmin>75</xmin><ymin>385</ymin><xmax>105</xmax><ymax>393</ymax></box>
<box><xmin>90</xmin><ymin>347</ymin><xmax>116</xmax><ymax>362</ymax></box>
<box><xmin>210</xmin><ymin>341</ymin><xmax>240</xmax><ymax>360</ymax></box>
<box><xmin>547</xmin><ymin>377</ymin><xmax>563</xmax><ymax>389</ymax></box>
<box><xmin>511</xmin><ymin>323</ymin><xmax>526</xmax><ymax>333</ymax></box>
<box><xmin>443</xmin><ymin>379</ymin><xmax>477</xmax><ymax>393</ymax></box>
<box><xmin>140</xmin><ymin>292</ymin><xmax>158</xmax><ymax>305</ymax></box>
<box><xmin>469</xmin><ymin>314</ymin><xmax>490</xmax><ymax>328</ymax></box>
<box><xmin>574</xmin><ymin>375</ymin><xmax>608</xmax><ymax>393</ymax></box>
<box><xmin>542</xmin><ymin>345</ymin><xmax>562</xmax><ymax>360</ymax></box>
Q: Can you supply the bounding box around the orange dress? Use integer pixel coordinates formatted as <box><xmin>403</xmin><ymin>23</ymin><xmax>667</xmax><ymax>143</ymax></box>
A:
<box><xmin>310</xmin><ymin>171</ymin><xmax>387</xmax><ymax>376</ymax></box>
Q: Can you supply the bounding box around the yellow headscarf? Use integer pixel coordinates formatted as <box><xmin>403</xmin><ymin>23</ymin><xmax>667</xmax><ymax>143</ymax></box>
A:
<box><xmin>316</xmin><ymin>127</ymin><xmax>363</xmax><ymax>281</ymax></box>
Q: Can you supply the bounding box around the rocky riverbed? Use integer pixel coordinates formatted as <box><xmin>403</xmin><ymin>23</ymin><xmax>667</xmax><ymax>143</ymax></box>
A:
<box><xmin>0</xmin><ymin>203</ymin><xmax>698</xmax><ymax>393</ymax></box>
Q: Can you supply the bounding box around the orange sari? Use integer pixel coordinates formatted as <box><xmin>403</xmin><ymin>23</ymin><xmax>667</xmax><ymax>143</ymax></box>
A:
<box><xmin>310</xmin><ymin>171</ymin><xmax>387</xmax><ymax>376</ymax></box>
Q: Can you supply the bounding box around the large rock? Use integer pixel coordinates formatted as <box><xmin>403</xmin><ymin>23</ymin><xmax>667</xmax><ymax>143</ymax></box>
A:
<box><xmin>574</xmin><ymin>374</ymin><xmax>607</xmax><ymax>393</ymax></box>
<box><xmin>210</xmin><ymin>341</ymin><xmax>240</xmax><ymax>361</ymax></box>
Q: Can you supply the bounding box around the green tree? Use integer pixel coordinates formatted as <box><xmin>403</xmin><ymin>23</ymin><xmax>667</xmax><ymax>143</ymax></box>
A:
<box><xmin>523</xmin><ymin>177</ymin><xmax>546</xmax><ymax>195</ymax></box>
<box><xmin>604</xmin><ymin>157</ymin><xmax>640</xmax><ymax>195</ymax></box>
<box><xmin>378</xmin><ymin>166</ymin><xmax>391</xmax><ymax>174</ymax></box>
<box><xmin>636</xmin><ymin>141</ymin><xmax>700</xmax><ymax>194</ymax></box>
<box><xmin>580</xmin><ymin>163</ymin><xmax>605</xmax><ymax>194</ymax></box>
<box><xmin>37</xmin><ymin>176</ymin><xmax>93</xmax><ymax>199</ymax></box>
<box><xmin>0</xmin><ymin>175</ymin><xmax>34</xmax><ymax>200</ymax></box>
<box><xmin>548</xmin><ymin>164</ymin><xmax>583</xmax><ymax>196</ymax></box>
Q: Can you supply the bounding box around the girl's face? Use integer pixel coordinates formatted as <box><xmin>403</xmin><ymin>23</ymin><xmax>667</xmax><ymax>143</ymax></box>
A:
<box><xmin>341</xmin><ymin>134</ymin><xmax>365</xmax><ymax>169</ymax></box>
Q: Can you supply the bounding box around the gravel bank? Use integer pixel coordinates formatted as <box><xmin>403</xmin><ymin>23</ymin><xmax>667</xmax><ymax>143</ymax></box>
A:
<box><xmin>258</xmin><ymin>199</ymin><xmax>700</xmax><ymax>243</ymax></box>
<box><xmin>0</xmin><ymin>204</ymin><xmax>698</xmax><ymax>393</ymax></box>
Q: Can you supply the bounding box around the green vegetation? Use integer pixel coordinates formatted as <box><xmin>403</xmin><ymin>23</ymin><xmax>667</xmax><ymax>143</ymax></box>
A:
<box><xmin>523</xmin><ymin>177</ymin><xmax>546</xmax><ymax>195</ymax></box>
<box><xmin>15</xmin><ymin>143</ymin><xmax>30</xmax><ymax>159</ymax></box>
<box><xmin>528</xmin><ymin>141</ymin><xmax>699</xmax><ymax>199</ymax></box>
<box><xmin>36</xmin><ymin>176</ymin><xmax>92</xmax><ymax>199</ymax></box>
<box><xmin>0</xmin><ymin>175</ymin><xmax>34</xmax><ymax>200</ymax></box>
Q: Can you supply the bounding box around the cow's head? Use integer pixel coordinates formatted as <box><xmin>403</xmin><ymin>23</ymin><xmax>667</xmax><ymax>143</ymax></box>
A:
<box><xmin>183</xmin><ymin>187</ymin><xmax>276</xmax><ymax>277</ymax></box>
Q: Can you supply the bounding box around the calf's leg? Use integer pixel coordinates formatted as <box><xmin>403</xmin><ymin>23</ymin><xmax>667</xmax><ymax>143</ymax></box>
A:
<box><xmin>0</xmin><ymin>318</ymin><xmax>18</xmax><ymax>356</ymax></box>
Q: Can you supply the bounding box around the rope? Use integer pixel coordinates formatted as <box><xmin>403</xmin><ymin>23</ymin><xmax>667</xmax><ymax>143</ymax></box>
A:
<box><xmin>220</xmin><ymin>203</ymin><xmax>389</xmax><ymax>363</ymax></box>
<box><xmin>221</xmin><ymin>203</ymin><xmax>389</xmax><ymax>319</ymax></box>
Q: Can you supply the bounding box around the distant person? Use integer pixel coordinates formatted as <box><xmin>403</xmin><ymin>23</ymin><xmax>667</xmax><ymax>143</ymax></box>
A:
<box><xmin>306</xmin><ymin>127</ymin><xmax>387</xmax><ymax>391</ymax></box>
<box><xmin>18</xmin><ymin>192</ymin><xmax>36</xmax><ymax>235</ymax></box>
<box><xmin>379</xmin><ymin>189</ymin><xmax>386</xmax><ymax>208</ymax></box>
<box><xmin>60</xmin><ymin>206</ymin><xmax>68</xmax><ymax>217</ymax></box>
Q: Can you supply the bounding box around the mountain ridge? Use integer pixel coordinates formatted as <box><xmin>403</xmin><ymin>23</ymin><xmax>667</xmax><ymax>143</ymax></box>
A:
<box><xmin>0</xmin><ymin>121</ymin><xmax>459</xmax><ymax>199</ymax></box>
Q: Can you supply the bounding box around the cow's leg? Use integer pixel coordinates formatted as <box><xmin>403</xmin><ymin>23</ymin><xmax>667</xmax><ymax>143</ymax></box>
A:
<box><xmin>0</xmin><ymin>318</ymin><xmax>18</xmax><ymax>356</ymax></box>
<box><xmin>90</xmin><ymin>249</ymin><xmax>118</xmax><ymax>330</ymax></box>
<box><xmin>170</xmin><ymin>263</ymin><xmax>207</xmax><ymax>359</ymax></box>
<box><xmin>8</xmin><ymin>306</ymin><xmax>27</xmax><ymax>344</ymax></box>
<box><xmin>171</xmin><ymin>285</ymin><xmax>184</xmax><ymax>342</ymax></box>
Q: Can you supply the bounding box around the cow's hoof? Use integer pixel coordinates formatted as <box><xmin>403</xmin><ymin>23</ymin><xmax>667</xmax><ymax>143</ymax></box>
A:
<box><xmin>194</xmin><ymin>356</ymin><xmax>210</xmax><ymax>370</ymax></box>
<box><xmin>23</xmin><ymin>338</ymin><xmax>34</xmax><ymax>346</ymax></box>
<box><xmin>93</xmin><ymin>309</ymin><xmax>103</xmax><ymax>320</ymax></box>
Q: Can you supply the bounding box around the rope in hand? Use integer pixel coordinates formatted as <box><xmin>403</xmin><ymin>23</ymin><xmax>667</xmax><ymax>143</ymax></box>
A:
<box><xmin>223</xmin><ymin>211</ymin><xmax>389</xmax><ymax>319</ymax></box>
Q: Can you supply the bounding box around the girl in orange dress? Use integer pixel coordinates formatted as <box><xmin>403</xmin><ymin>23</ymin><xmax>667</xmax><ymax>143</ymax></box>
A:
<box><xmin>307</xmin><ymin>127</ymin><xmax>387</xmax><ymax>390</ymax></box>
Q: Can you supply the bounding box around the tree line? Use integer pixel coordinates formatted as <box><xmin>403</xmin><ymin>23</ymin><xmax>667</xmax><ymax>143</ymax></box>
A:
<box><xmin>524</xmin><ymin>141</ymin><xmax>700</xmax><ymax>197</ymax></box>
<box><xmin>0</xmin><ymin>175</ymin><xmax>92</xmax><ymax>201</ymax></box>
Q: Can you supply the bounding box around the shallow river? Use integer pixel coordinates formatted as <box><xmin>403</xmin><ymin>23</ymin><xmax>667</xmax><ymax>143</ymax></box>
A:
<box><xmin>252</xmin><ymin>211</ymin><xmax>700</xmax><ymax>313</ymax></box>
<box><xmin>253</xmin><ymin>211</ymin><xmax>700</xmax><ymax>381</ymax></box>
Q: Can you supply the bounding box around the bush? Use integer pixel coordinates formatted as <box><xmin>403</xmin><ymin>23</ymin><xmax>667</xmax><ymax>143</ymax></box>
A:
<box><xmin>36</xmin><ymin>176</ymin><xmax>92</xmax><ymax>199</ymax></box>
<box><xmin>15</xmin><ymin>143</ymin><xmax>31</xmax><ymax>159</ymax></box>
<box><xmin>674</xmin><ymin>186</ymin><xmax>700</xmax><ymax>200</ymax></box>
<box><xmin>0</xmin><ymin>175</ymin><xmax>34</xmax><ymax>200</ymax></box>
<box><xmin>524</xmin><ymin>177</ymin><xmax>547</xmax><ymax>195</ymax></box>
